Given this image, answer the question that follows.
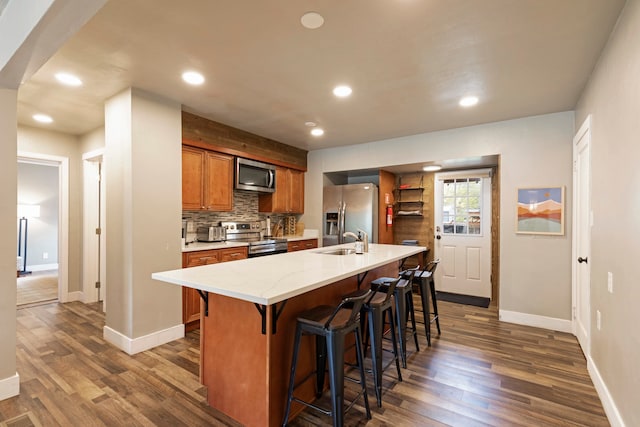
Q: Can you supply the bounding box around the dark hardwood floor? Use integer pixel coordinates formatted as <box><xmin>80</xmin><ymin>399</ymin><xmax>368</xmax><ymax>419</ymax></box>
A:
<box><xmin>1</xmin><ymin>298</ymin><xmax>608</xmax><ymax>426</ymax></box>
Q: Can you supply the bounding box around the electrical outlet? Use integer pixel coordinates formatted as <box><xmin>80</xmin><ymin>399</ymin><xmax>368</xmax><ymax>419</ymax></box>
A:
<box><xmin>43</xmin><ymin>252</ymin><xmax>48</xmax><ymax>259</ymax></box>
<box><xmin>596</xmin><ymin>310</ymin><xmax>602</xmax><ymax>331</ymax></box>
<box><xmin>607</xmin><ymin>272</ymin><xmax>613</xmax><ymax>293</ymax></box>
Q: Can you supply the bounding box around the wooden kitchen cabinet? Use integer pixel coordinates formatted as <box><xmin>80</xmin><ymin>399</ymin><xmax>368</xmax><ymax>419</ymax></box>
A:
<box><xmin>182</xmin><ymin>246</ymin><xmax>248</xmax><ymax>330</ymax></box>
<box><xmin>182</xmin><ymin>146</ymin><xmax>233</xmax><ymax>211</ymax></box>
<box><xmin>287</xmin><ymin>238</ymin><xmax>318</xmax><ymax>252</ymax></box>
<box><xmin>258</xmin><ymin>166</ymin><xmax>304</xmax><ymax>214</ymax></box>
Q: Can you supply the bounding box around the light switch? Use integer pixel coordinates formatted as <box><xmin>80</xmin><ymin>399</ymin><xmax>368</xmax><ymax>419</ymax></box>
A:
<box><xmin>607</xmin><ymin>272</ymin><xmax>613</xmax><ymax>294</ymax></box>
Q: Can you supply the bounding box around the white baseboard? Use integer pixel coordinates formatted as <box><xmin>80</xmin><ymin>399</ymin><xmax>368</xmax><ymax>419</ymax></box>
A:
<box><xmin>499</xmin><ymin>309</ymin><xmax>572</xmax><ymax>333</ymax></box>
<box><xmin>28</xmin><ymin>263</ymin><xmax>59</xmax><ymax>272</ymax></box>
<box><xmin>65</xmin><ymin>291</ymin><xmax>83</xmax><ymax>302</ymax></box>
<box><xmin>0</xmin><ymin>373</ymin><xmax>20</xmax><ymax>401</ymax></box>
<box><xmin>587</xmin><ymin>355</ymin><xmax>625</xmax><ymax>427</ymax></box>
<box><xmin>103</xmin><ymin>323</ymin><xmax>184</xmax><ymax>355</ymax></box>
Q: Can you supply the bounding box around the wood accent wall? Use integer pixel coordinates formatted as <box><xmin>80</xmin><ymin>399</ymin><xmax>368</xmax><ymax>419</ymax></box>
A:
<box><xmin>182</xmin><ymin>111</ymin><xmax>308</xmax><ymax>171</ymax></box>
<box><xmin>378</xmin><ymin>170</ymin><xmax>396</xmax><ymax>244</ymax></box>
<box><xmin>491</xmin><ymin>164</ymin><xmax>500</xmax><ymax>303</ymax></box>
<box><xmin>393</xmin><ymin>173</ymin><xmax>435</xmax><ymax>267</ymax></box>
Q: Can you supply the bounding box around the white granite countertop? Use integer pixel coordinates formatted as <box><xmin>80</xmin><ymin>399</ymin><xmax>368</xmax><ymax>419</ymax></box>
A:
<box><xmin>154</xmin><ymin>243</ymin><xmax>426</xmax><ymax>305</ymax></box>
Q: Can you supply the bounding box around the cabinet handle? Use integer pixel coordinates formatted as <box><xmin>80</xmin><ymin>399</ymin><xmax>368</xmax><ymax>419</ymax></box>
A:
<box><xmin>199</xmin><ymin>256</ymin><xmax>213</xmax><ymax>261</ymax></box>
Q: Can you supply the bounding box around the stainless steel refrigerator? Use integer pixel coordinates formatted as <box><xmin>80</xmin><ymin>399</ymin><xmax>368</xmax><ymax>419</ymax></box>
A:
<box><xmin>323</xmin><ymin>183</ymin><xmax>378</xmax><ymax>247</ymax></box>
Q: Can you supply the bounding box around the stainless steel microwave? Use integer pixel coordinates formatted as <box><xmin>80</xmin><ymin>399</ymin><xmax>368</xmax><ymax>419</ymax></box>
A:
<box><xmin>235</xmin><ymin>158</ymin><xmax>276</xmax><ymax>193</ymax></box>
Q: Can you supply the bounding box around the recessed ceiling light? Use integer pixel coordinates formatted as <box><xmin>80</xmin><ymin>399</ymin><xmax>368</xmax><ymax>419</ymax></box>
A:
<box><xmin>333</xmin><ymin>85</ymin><xmax>352</xmax><ymax>98</ymax></box>
<box><xmin>310</xmin><ymin>128</ymin><xmax>324</xmax><ymax>137</ymax></box>
<box><xmin>305</xmin><ymin>121</ymin><xmax>317</xmax><ymax>127</ymax></box>
<box><xmin>301</xmin><ymin>12</ymin><xmax>324</xmax><ymax>29</ymax></box>
<box><xmin>459</xmin><ymin>96</ymin><xmax>479</xmax><ymax>107</ymax></box>
<box><xmin>422</xmin><ymin>165</ymin><xmax>442</xmax><ymax>172</ymax></box>
<box><xmin>33</xmin><ymin>114</ymin><xmax>53</xmax><ymax>123</ymax></box>
<box><xmin>55</xmin><ymin>72</ymin><xmax>82</xmax><ymax>86</ymax></box>
<box><xmin>182</xmin><ymin>71</ymin><xmax>205</xmax><ymax>85</ymax></box>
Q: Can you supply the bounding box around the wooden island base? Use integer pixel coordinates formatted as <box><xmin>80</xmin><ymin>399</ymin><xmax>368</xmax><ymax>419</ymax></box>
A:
<box><xmin>200</xmin><ymin>262</ymin><xmax>398</xmax><ymax>426</ymax></box>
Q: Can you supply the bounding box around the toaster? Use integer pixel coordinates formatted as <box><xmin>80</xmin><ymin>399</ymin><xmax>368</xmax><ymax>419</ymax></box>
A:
<box><xmin>197</xmin><ymin>226</ymin><xmax>226</xmax><ymax>242</ymax></box>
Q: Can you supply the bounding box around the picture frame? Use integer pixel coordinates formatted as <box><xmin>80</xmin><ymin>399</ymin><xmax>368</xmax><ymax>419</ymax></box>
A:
<box><xmin>516</xmin><ymin>186</ymin><xmax>564</xmax><ymax>235</ymax></box>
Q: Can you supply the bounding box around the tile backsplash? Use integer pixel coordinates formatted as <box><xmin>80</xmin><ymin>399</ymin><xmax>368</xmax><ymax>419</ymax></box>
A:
<box><xmin>183</xmin><ymin>189</ymin><xmax>299</xmax><ymax>238</ymax></box>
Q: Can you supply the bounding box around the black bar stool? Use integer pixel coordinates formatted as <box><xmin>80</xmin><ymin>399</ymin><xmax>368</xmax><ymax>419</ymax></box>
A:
<box><xmin>401</xmin><ymin>259</ymin><xmax>441</xmax><ymax>346</ymax></box>
<box><xmin>345</xmin><ymin>278</ymin><xmax>403</xmax><ymax>407</ymax></box>
<box><xmin>282</xmin><ymin>290</ymin><xmax>372</xmax><ymax>427</ymax></box>
<box><xmin>370</xmin><ymin>268</ymin><xmax>419</xmax><ymax>369</ymax></box>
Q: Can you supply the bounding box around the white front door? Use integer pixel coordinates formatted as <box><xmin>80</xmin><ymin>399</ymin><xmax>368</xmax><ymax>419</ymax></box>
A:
<box><xmin>434</xmin><ymin>170</ymin><xmax>492</xmax><ymax>298</ymax></box>
<box><xmin>573</xmin><ymin>116</ymin><xmax>592</xmax><ymax>355</ymax></box>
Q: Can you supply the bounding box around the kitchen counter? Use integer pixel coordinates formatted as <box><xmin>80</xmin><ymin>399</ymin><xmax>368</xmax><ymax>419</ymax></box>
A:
<box><xmin>181</xmin><ymin>229</ymin><xmax>319</xmax><ymax>252</ymax></box>
<box><xmin>154</xmin><ymin>243</ymin><xmax>424</xmax><ymax>305</ymax></box>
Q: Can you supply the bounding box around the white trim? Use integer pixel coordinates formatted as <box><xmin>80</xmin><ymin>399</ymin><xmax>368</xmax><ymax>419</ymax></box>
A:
<box><xmin>17</xmin><ymin>151</ymin><xmax>70</xmax><ymax>303</ymax></box>
<box><xmin>66</xmin><ymin>291</ymin><xmax>83</xmax><ymax>302</ymax></box>
<box><xmin>588</xmin><ymin>356</ymin><xmax>625</xmax><ymax>427</ymax></box>
<box><xmin>436</xmin><ymin>168</ymin><xmax>493</xmax><ymax>180</ymax></box>
<box><xmin>499</xmin><ymin>309</ymin><xmax>572</xmax><ymax>333</ymax></box>
<box><xmin>82</xmin><ymin>147</ymin><xmax>105</xmax><ymax>161</ymax></box>
<box><xmin>0</xmin><ymin>373</ymin><xmax>20</xmax><ymax>401</ymax></box>
<box><xmin>103</xmin><ymin>324</ymin><xmax>185</xmax><ymax>355</ymax></box>
<box><xmin>28</xmin><ymin>263</ymin><xmax>58</xmax><ymax>272</ymax></box>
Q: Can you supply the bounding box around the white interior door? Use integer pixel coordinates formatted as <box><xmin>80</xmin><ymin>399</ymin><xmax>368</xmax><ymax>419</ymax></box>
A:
<box><xmin>82</xmin><ymin>150</ymin><xmax>106</xmax><ymax>311</ymax></box>
<box><xmin>434</xmin><ymin>170</ymin><xmax>492</xmax><ymax>298</ymax></box>
<box><xmin>573</xmin><ymin>116</ymin><xmax>591</xmax><ymax>355</ymax></box>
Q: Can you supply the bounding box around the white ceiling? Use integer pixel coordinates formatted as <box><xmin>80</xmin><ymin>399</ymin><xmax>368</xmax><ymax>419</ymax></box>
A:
<box><xmin>17</xmin><ymin>0</ymin><xmax>626</xmax><ymax>153</ymax></box>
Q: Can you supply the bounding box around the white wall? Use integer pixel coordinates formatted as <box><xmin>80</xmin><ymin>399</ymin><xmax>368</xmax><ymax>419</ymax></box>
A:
<box><xmin>0</xmin><ymin>88</ymin><xmax>19</xmax><ymax>400</ymax></box>
<box><xmin>575</xmin><ymin>0</ymin><xmax>640</xmax><ymax>425</ymax></box>
<box><xmin>304</xmin><ymin>111</ymin><xmax>574</xmax><ymax>322</ymax></box>
<box><xmin>104</xmin><ymin>88</ymin><xmax>182</xmax><ymax>352</ymax></box>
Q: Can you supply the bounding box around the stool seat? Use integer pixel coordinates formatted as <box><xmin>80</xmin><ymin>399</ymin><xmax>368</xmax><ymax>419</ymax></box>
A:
<box><xmin>298</xmin><ymin>305</ymin><xmax>354</xmax><ymax>330</ymax></box>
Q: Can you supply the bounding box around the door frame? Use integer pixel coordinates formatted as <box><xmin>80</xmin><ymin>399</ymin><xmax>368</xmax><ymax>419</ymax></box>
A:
<box><xmin>572</xmin><ymin>115</ymin><xmax>592</xmax><ymax>354</ymax></box>
<box><xmin>17</xmin><ymin>151</ymin><xmax>70</xmax><ymax>302</ymax></box>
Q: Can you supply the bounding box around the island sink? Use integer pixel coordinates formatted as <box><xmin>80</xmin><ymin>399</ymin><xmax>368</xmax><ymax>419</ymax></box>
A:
<box><xmin>317</xmin><ymin>248</ymin><xmax>356</xmax><ymax>255</ymax></box>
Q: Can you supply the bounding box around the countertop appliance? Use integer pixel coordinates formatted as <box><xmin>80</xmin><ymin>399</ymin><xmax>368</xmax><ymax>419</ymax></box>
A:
<box><xmin>235</xmin><ymin>158</ymin><xmax>276</xmax><ymax>193</ymax></box>
<box><xmin>323</xmin><ymin>183</ymin><xmax>378</xmax><ymax>247</ymax></box>
<box><xmin>197</xmin><ymin>225</ymin><xmax>226</xmax><ymax>242</ymax></box>
<box><xmin>221</xmin><ymin>221</ymin><xmax>288</xmax><ymax>257</ymax></box>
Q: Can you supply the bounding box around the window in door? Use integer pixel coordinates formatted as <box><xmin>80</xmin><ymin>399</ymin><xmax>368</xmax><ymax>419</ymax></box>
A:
<box><xmin>442</xmin><ymin>178</ymin><xmax>482</xmax><ymax>235</ymax></box>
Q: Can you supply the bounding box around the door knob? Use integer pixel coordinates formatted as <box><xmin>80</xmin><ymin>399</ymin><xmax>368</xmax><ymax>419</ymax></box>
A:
<box><xmin>577</xmin><ymin>256</ymin><xmax>588</xmax><ymax>264</ymax></box>
<box><xmin>436</xmin><ymin>234</ymin><xmax>441</xmax><ymax>240</ymax></box>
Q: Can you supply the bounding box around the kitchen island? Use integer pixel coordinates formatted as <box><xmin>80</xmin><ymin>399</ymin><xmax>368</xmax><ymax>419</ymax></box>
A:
<box><xmin>152</xmin><ymin>243</ymin><xmax>426</xmax><ymax>426</ymax></box>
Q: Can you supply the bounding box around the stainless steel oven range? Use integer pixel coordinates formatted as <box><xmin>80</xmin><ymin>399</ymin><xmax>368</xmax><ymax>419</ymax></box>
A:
<box><xmin>221</xmin><ymin>221</ymin><xmax>288</xmax><ymax>257</ymax></box>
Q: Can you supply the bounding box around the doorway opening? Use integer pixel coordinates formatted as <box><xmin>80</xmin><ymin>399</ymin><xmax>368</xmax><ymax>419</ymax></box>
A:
<box><xmin>17</xmin><ymin>152</ymin><xmax>69</xmax><ymax>306</ymax></box>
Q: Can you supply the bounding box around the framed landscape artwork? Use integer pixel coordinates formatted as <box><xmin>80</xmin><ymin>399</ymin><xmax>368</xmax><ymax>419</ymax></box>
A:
<box><xmin>516</xmin><ymin>187</ymin><xmax>565</xmax><ymax>235</ymax></box>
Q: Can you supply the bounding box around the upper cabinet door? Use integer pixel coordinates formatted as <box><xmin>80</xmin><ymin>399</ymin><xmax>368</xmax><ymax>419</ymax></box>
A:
<box><xmin>182</xmin><ymin>146</ymin><xmax>233</xmax><ymax>211</ymax></box>
<box><xmin>182</xmin><ymin>146</ymin><xmax>205</xmax><ymax>210</ymax></box>
<box><xmin>204</xmin><ymin>151</ymin><xmax>233</xmax><ymax>211</ymax></box>
<box><xmin>288</xmin><ymin>169</ymin><xmax>304</xmax><ymax>214</ymax></box>
<box><xmin>259</xmin><ymin>167</ymin><xmax>305</xmax><ymax>214</ymax></box>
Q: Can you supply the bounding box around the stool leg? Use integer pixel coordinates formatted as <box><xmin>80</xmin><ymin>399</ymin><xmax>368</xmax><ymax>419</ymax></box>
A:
<box><xmin>354</xmin><ymin>325</ymin><xmax>372</xmax><ymax>420</ymax></box>
<box><xmin>394</xmin><ymin>289</ymin><xmax>407</xmax><ymax>368</ymax></box>
<box><xmin>406</xmin><ymin>289</ymin><xmax>420</xmax><ymax>352</ymax></box>
<box><xmin>282</xmin><ymin>324</ymin><xmax>303</xmax><ymax>426</ymax></box>
<box><xmin>386</xmin><ymin>306</ymin><xmax>402</xmax><ymax>382</ymax></box>
<box><xmin>368</xmin><ymin>307</ymin><xmax>382</xmax><ymax>407</ymax></box>
<box><xmin>316</xmin><ymin>335</ymin><xmax>327</xmax><ymax>397</ymax></box>
<box><xmin>418</xmin><ymin>276</ymin><xmax>431</xmax><ymax>346</ymax></box>
<box><xmin>430</xmin><ymin>277</ymin><xmax>441</xmax><ymax>335</ymax></box>
<box><xmin>326</xmin><ymin>333</ymin><xmax>345</xmax><ymax>427</ymax></box>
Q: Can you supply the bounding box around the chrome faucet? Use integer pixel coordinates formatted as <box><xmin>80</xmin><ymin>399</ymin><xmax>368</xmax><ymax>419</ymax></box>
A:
<box><xmin>343</xmin><ymin>230</ymin><xmax>369</xmax><ymax>252</ymax></box>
